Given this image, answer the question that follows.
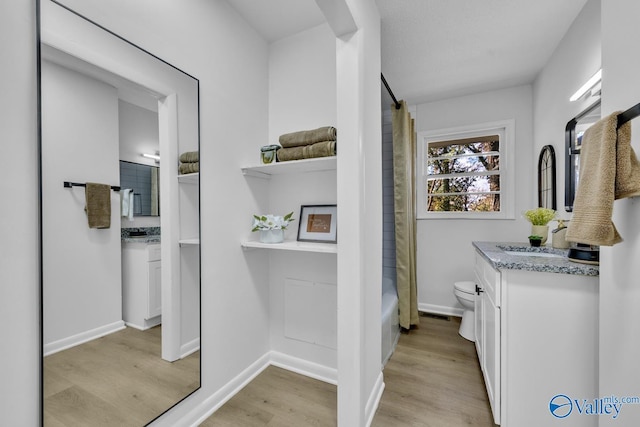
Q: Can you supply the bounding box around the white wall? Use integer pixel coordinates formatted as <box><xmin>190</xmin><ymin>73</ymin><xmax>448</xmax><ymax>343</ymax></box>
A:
<box><xmin>268</xmin><ymin>24</ymin><xmax>337</xmax><ymax>143</ymax></box>
<box><xmin>266</xmin><ymin>23</ymin><xmax>339</xmax><ymax>373</ymax></box>
<box><xmin>600</xmin><ymin>0</ymin><xmax>640</xmax><ymax>424</ymax></box>
<box><xmin>118</xmin><ymin>99</ymin><xmax>159</xmax><ymax>167</ymax></box>
<box><xmin>41</xmin><ymin>59</ymin><xmax>123</xmax><ymax>350</ymax></box>
<box><xmin>414</xmin><ymin>85</ymin><xmax>534</xmax><ymax>314</ymax></box>
<box><xmin>0</xmin><ymin>1</ymin><xmax>39</xmax><ymax>424</ymax></box>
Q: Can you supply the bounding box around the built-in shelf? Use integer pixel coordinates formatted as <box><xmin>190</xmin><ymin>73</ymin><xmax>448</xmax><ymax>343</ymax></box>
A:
<box><xmin>241</xmin><ymin>240</ymin><xmax>337</xmax><ymax>254</ymax></box>
<box><xmin>177</xmin><ymin>172</ymin><xmax>199</xmax><ymax>184</ymax></box>
<box><xmin>242</xmin><ymin>156</ymin><xmax>336</xmax><ymax>179</ymax></box>
<box><xmin>179</xmin><ymin>238</ymin><xmax>200</xmax><ymax>246</ymax></box>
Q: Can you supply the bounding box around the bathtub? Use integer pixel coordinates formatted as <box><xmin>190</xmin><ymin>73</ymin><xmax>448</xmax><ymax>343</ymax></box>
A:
<box><xmin>381</xmin><ymin>276</ymin><xmax>400</xmax><ymax>366</ymax></box>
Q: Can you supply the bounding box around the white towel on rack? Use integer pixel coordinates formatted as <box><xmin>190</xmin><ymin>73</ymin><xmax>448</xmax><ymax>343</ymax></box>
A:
<box><xmin>121</xmin><ymin>189</ymin><xmax>134</xmax><ymax>220</ymax></box>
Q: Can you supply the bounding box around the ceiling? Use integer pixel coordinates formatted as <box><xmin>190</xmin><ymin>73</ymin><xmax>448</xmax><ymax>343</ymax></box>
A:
<box><xmin>225</xmin><ymin>0</ymin><xmax>589</xmax><ymax>105</ymax></box>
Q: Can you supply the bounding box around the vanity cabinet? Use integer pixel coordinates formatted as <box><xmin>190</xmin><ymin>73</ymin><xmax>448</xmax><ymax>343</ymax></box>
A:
<box><xmin>474</xmin><ymin>251</ymin><xmax>501</xmax><ymax>424</ymax></box>
<box><xmin>474</xmin><ymin>248</ymin><xmax>599</xmax><ymax>427</ymax></box>
<box><xmin>122</xmin><ymin>242</ymin><xmax>162</xmax><ymax>330</ymax></box>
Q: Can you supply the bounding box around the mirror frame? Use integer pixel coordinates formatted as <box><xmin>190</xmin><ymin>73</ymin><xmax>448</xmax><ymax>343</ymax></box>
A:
<box><xmin>564</xmin><ymin>99</ymin><xmax>601</xmax><ymax>212</ymax></box>
<box><xmin>37</xmin><ymin>1</ymin><xmax>201</xmax><ymax>424</ymax></box>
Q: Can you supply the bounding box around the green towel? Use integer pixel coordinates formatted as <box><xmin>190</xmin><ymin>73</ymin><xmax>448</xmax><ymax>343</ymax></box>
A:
<box><xmin>279</xmin><ymin>126</ymin><xmax>337</xmax><ymax>148</ymax></box>
<box><xmin>85</xmin><ymin>183</ymin><xmax>111</xmax><ymax>229</ymax></box>
<box><xmin>276</xmin><ymin>141</ymin><xmax>336</xmax><ymax>162</ymax></box>
<box><xmin>179</xmin><ymin>161</ymin><xmax>199</xmax><ymax>174</ymax></box>
<box><xmin>179</xmin><ymin>151</ymin><xmax>199</xmax><ymax>163</ymax></box>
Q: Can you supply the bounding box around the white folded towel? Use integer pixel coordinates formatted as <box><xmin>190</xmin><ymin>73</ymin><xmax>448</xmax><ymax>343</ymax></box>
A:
<box><xmin>121</xmin><ymin>189</ymin><xmax>134</xmax><ymax>220</ymax></box>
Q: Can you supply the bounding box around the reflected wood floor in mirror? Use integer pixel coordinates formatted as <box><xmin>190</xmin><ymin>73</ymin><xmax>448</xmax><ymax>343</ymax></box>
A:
<box><xmin>200</xmin><ymin>315</ymin><xmax>496</xmax><ymax>427</ymax></box>
<box><xmin>44</xmin><ymin>326</ymin><xmax>199</xmax><ymax>427</ymax></box>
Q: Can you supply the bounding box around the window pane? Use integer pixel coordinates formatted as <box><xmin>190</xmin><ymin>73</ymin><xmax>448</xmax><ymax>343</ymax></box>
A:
<box><xmin>427</xmin><ymin>193</ymin><xmax>501</xmax><ymax>212</ymax></box>
<box><xmin>427</xmin><ymin>175</ymin><xmax>500</xmax><ymax>196</ymax></box>
<box><xmin>427</xmin><ymin>138</ymin><xmax>500</xmax><ymax>176</ymax></box>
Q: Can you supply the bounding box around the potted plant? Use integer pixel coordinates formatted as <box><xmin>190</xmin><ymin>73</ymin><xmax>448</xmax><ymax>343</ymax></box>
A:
<box><xmin>523</xmin><ymin>208</ymin><xmax>556</xmax><ymax>245</ymax></box>
<box><xmin>252</xmin><ymin>212</ymin><xmax>295</xmax><ymax>243</ymax></box>
<box><xmin>528</xmin><ymin>235</ymin><xmax>543</xmax><ymax>247</ymax></box>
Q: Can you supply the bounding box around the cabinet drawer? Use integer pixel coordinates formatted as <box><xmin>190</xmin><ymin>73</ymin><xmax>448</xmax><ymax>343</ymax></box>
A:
<box><xmin>148</xmin><ymin>244</ymin><xmax>161</xmax><ymax>261</ymax></box>
<box><xmin>475</xmin><ymin>251</ymin><xmax>501</xmax><ymax>307</ymax></box>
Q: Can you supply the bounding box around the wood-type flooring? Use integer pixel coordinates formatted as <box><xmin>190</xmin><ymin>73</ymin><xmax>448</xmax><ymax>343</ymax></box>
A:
<box><xmin>201</xmin><ymin>314</ymin><xmax>497</xmax><ymax>426</ymax></box>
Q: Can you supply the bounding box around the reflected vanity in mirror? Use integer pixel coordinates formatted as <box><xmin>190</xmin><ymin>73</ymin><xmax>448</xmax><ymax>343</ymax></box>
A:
<box><xmin>120</xmin><ymin>161</ymin><xmax>160</xmax><ymax>217</ymax></box>
<box><xmin>39</xmin><ymin>1</ymin><xmax>201</xmax><ymax>425</ymax></box>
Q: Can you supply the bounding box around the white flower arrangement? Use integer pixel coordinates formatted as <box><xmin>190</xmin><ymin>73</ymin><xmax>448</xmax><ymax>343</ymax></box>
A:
<box><xmin>252</xmin><ymin>212</ymin><xmax>295</xmax><ymax>232</ymax></box>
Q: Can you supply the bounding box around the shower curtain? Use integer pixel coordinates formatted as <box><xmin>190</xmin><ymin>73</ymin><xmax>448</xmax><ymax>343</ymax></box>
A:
<box><xmin>392</xmin><ymin>100</ymin><xmax>419</xmax><ymax>329</ymax></box>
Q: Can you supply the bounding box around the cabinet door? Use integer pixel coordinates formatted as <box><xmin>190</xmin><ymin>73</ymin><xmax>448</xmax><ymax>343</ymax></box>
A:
<box><xmin>147</xmin><ymin>260</ymin><xmax>162</xmax><ymax>319</ymax></box>
<box><xmin>474</xmin><ymin>281</ymin><xmax>484</xmax><ymax>359</ymax></box>
<box><xmin>484</xmin><ymin>291</ymin><xmax>501</xmax><ymax>425</ymax></box>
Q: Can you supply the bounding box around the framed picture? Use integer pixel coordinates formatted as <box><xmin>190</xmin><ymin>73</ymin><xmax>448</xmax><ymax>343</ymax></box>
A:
<box><xmin>297</xmin><ymin>204</ymin><xmax>337</xmax><ymax>243</ymax></box>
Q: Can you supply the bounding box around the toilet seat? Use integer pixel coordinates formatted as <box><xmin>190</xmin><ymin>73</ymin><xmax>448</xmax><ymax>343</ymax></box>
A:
<box><xmin>454</xmin><ymin>280</ymin><xmax>475</xmax><ymax>295</ymax></box>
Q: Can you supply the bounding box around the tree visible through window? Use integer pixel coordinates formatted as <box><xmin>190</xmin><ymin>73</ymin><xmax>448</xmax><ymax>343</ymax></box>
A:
<box><xmin>426</xmin><ymin>135</ymin><xmax>501</xmax><ymax>212</ymax></box>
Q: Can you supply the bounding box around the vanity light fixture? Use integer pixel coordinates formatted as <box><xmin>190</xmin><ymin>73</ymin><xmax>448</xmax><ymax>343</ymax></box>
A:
<box><xmin>569</xmin><ymin>69</ymin><xmax>602</xmax><ymax>102</ymax></box>
<box><xmin>142</xmin><ymin>152</ymin><xmax>161</xmax><ymax>161</ymax></box>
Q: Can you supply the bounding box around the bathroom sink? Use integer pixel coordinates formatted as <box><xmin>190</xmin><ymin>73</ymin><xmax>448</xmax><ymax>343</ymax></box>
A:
<box><xmin>504</xmin><ymin>251</ymin><xmax>564</xmax><ymax>259</ymax></box>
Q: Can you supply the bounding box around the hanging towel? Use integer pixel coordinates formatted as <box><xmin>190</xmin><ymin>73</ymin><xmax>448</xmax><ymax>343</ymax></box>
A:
<box><xmin>121</xmin><ymin>189</ymin><xmax>134</xmax><ymax>221</ymax></box>
<box><xmin>276</xmin><ymin>141</ymin><xmax>336</xmax><ymax>162</ymax></box>
<box><xmin>179</xmin><ymin>151</ymin><xmax>199</xmax><ymax>163</ymax></box>
<box><xmin>566</xmin><ymin>111</ymin><xmax>640</xmax><ymax>246</ymax></box>
<box><xmin>279</xmin><ymin>126</ymin><xmax>337</xmax><ymax>148</ymax></box>
<box><xmin>85</xmin><ymin>183</ymin><xmax>111</xmax><ymax>229</ymax></box>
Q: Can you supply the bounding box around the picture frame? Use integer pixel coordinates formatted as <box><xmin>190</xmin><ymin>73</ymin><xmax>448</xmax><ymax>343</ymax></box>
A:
<box><xmin>297</xmin><ymin>204</ymin><xmax>337</xmax><ymax>243</ymax></box>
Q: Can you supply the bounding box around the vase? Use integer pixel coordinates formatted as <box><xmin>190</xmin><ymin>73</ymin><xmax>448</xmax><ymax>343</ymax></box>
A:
<box><xmin>259</xmin><ymin>229</ymin><xmax>284</xmax><ymax>244</ymax></box>
<box><xmin>531</xmin><ymin>225</ymin><xmax>549</xmax><ymax>245</ymax></box>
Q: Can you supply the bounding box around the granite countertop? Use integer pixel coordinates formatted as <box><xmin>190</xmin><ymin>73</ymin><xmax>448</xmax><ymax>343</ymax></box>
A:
<box><xmin>473</xmin><ymin>241</ymin><xmax>599</xmax><ymax>277</ymax></box>
<box><xmin>121</xmin><ymin>227</ymin><xmax>161</xmax><ymax>244</ymax></box>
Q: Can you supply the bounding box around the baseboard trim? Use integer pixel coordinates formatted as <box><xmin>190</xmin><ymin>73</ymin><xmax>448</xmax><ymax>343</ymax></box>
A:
<box><xmin>186</xmin><ymin>351</ymin><xmax>337</xmax><ymax>426</ymax></box>
<box><xmin>269</xmin><ymin>351</ymin><xmax>337</xmax><ymax>385</ymax></box>
<box><xmin>365</xmin><ymin>371</ymin><xmax>385</xmax><ymax>427</ymax></box>
<box><xmin>180</xmin><ymin>337</ymin><xmax>200</xmax><ymax>359</ymax></box>
<box><xmin>188</xmin><ymin>353</ymin><xmax>271</xmax><ymax>426</ymax></box>
<box><xmin>418</xmin><ymin>302</ymin><xmax>463</xmax><ymax>318</ymax></box>
<box><xmin>44</xmin><ymin>320</ymin><xmax>126</xmax><ymax>356</ymax></box>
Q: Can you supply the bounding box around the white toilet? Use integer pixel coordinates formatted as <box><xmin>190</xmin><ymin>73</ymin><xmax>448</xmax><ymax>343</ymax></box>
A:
<box><xmin>453</xmin><ymin>280</ymin><xmax>476</xmax><ymax>342</ymax></box>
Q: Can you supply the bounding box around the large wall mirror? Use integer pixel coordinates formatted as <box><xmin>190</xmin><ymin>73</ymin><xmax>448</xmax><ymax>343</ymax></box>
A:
<box><xmin>565</xmin><ymin>100</ymin><xmax>601</xmax><ymax>211</ymax></box>
<box><xmin>39</xmin><ymin>1</ymin><xmax>201</xmax><ymax>425</ymax></box>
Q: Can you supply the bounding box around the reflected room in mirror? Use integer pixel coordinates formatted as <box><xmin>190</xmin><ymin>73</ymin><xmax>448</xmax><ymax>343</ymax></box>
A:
<box><xmin>120</xmin><ymin>161</ymin><xmax>160</xmax><ymax>217</ymax></box>
<box><xmin>39</xmin><ymin>1</ymin><xmax>201</xmax><ymax>425</ymax></box>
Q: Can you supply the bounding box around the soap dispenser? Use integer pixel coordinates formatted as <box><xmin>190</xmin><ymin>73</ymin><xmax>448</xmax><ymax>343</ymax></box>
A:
<box><xmin>551</xmin><ymin>219</ymin><xmax>570</xmax><ymax>249</ymax></box>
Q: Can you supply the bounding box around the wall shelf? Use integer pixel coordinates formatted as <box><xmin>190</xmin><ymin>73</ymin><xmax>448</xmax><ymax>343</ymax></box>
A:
<box><xmin>241</xmin><ymin>240</ymin><xmax>337</xmax><ymax>254</ymax></box>
<box><xmin>178</xmin><ymin>172</ymin><xmax>199</xmax><ymax>184</ymax></box>
<box><xmin>179</xmin><ymin>238</ymin><xmax>200</xmax><ymax>246</ymax></box>
<box><xmin>241</xmin><ymin>156</ymin><xmax>336</xmax><ymax>179</ymax></box>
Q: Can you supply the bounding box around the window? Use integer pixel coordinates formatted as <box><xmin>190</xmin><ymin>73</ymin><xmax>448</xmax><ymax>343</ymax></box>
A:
<box><xmin>417</xmin><ymin>120</ymin><xmax>514</xmax><ymax>219</ymax></box>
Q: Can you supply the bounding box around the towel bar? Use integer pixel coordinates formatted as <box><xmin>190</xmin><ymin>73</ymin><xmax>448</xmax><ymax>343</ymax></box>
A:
<box><xmin>63</xmin><ymin>181</ymin><xmax>121</xmax><ymax>191</ymax></box>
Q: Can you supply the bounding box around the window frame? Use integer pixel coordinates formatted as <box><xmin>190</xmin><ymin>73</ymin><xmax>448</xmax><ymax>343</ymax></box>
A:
<box><xmin>417</xmin><ymin>120</ymin><xmax>515</xmax><ymax>220</ymax></box>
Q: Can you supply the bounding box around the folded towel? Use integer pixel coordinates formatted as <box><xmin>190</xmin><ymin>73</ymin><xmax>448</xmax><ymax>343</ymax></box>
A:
<box><xmin>566</xmin><ymin>111</ymin><xmax>640</xmax><ymax>246</ymax></box>
<box><xmin>179</xmin><ymin>161</ymin><xmax>200</xmax><ymax>174</ymax></box>
<box><xmin>121</xmin><ymin>188</ymin><xmax>134</xmax><ymax>221</ymax></box>
<box><xmin>85</xmin><ymin>182</ymin><xmax>111</xmax><ymax>229</ymax></box>
<box><xmin>179</xmin><ymin>151</ymin><xmax>199</xmax><ymax>163</ymax></box>
<box><xmin>279</xmin><ymin>126</ymin><xmax>337</xmax><ymax>148</ymax></box>
<box><xmin>276</xmin><ymin>141</ymin><xmax>336</xmax><ymax>162</ymax></box>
